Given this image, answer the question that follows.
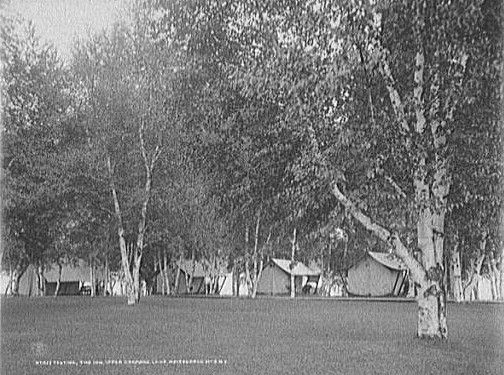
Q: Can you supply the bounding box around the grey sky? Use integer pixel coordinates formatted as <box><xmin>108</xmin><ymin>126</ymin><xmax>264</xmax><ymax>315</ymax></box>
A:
<box><xmin>2</xmin><ymin>0</ymin><xmax>128</xmax><ymax>62</ymax></box>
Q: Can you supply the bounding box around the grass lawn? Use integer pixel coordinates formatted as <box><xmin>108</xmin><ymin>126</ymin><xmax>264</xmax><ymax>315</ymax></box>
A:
<box><xmin>1</xmin><ymin>296</ymin><xmax>503</xmax><ymax>375</ymax></box>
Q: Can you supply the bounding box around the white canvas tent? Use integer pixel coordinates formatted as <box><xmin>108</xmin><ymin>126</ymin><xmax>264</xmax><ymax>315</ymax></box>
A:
<box><xmin>346</xmin><ymin>251</ymin><xmax>409</xmax><ymax>297</ymax></box>
<box><xmin>2</xmin><ymin>264</ymin><xmax>40</xmax><ymax>296</ymax></box>
<box><xmin>157</xmin><ymin>259</ymin><xmax>233</xmax><ymax>296</ymax></box>
<box><xmin>257</xmin><ymin>258</ymin><xmax>321</xmax><ymax>295</ymax></box>
<box><xmin>43</xmin><ymin>261</ymin><xmax>93</xmax><ymax>295</ymax></box>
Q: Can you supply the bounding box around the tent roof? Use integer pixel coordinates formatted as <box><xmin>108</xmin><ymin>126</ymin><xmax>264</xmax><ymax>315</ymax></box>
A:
<box><xmin>44</xmin><ymin>261</ymin><xmax>90</xmax><ymax>282</ymax></box>
<box><xmin>270</xmin><ymin>258</ymin><xmax>321</xmax><ymax>276</ymax></box>
<box><xmin>176</xmin><ymin>259</ymin><xmax>228</xmax><ymax>277</ymax></box>
<box><xmin>367</xmin><ymin>251</ymin><xmax>407</xmax><ymax>271</ymax></box>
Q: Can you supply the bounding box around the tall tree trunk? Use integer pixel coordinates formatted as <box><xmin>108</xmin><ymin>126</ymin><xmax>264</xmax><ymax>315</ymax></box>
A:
<box><xmin>290</xmin><ymin>227</ymin><xmax>297</xmax><ymax>299</ymax></box>
<box><xmin>5</xmin><ymin>263</ymin><xmax>13</xmax><ymax>296</ymax></box>
<box><xmin>90</xmin><ymin>256</ymin><xmax>95</xmax><ymax>298</ymax></box>
<box><xmin>131</xmin><ymin>248</ymin><xmax>141</xmax><ymax>303</ymax></box>
<box><xmin>450</xmin><ymin>241</ymin><xmax>463</xmax><ymax>302</ymax></box>
<box><xmin>158</xmin><ymin>250</ymin><xmax>164</xmax><ymax>295</ymax></box>
<box><xmin>252</xmin><ymin>228</ymin><xmax>271</xmax><ymax>298</ymax></box>
<box><xmin>107</xmin><ymin>155</ymin><xmax>135</xmax><ymax>304</ymax></box>
<box><xmin>36</xmin><ymin>263</ymin><xmax>45</xmax><ymax>296</ymax></box>
<box><xmin>332</xmin><ymin>183</ymin><xmax>447</xmax><ymax>339</ymax></box>
<box><xmin>10</xmin><ymin>261</ymin><xmax>29</xmax><ymax>296</ymax></box>
<box><xmin>106</xmin><ymin>116</ymin><xmax>160</xmax><ymax>306</ymax></box>
<box><xmin>174</xmin><ymin>252</ymin><xmax>183</xmax><ymax>295</ymax></box>
<box><xmin>187</xmin><ymin>249</ymin><xmax>195</xmax><ymax>293</ymax></box>
<box><xmin>105</xmin><ymin>255</ymin><xmax>111</xmax><ymax>296</ymax></box>
<box><xmin>499</xmin><ymin>247</ymin><xmax>504</xmax><ymax>301</ymax></box>
<box><xmin>163</xmin><ymin>248</ymin><xmax>170</xmax><ymax>295</ymax></box>
<box><xmin>489</xmin><ymin>255</ymin><xmax>499</xmax><ymax>300</ymax></box>
<box><xmin>231</xmin><ymin>262</ymin><xmax>236</xmax><ymax>297</ymax></box>
<box><xmin>244</xmin><ymin>256</ymin><xmax>252</xmax><ymax>297</ymax></box>
<box><xmin>464</xmin><ymin>254</ymin><xmax>485</xmax><ymax>301</ymax></box>
<box><xmin>251</xmin><ymin>210</ymin><xmax>261</xmax><ymax>298</ymax></box>
<box><xmin>131</xmin><ymin>123</ymin><xmax>160</xmax><ymax>304</ymax></box>
<box><xmin>244</xmin><ymin>226</ymin><xmax>252</xmax><ymax>296</ymax></box>
<box><xmin>54</xmin><ymin>262</ymin><xmax>62</xmax><ymax>297</ymax></box>
<box><xmin>500</xmin><ymin>252</ymin><xmax>504</xmax><ymax>301</ymax></box>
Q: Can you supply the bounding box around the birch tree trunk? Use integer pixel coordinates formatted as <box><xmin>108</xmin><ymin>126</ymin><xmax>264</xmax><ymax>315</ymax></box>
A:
<box><xmin>90</xmin><ymin>256</ymin><xmax>95</xmax><ymax>298</ymax></box>
<box><xmin>54</xmin><ymin>263</ymin><xmax>62</xmax><ymax>297</ymax></box>
<box><xmin>252</xmin><ymin>228</ymin><xmax>270</xmax><ymax>298</ymax></box>
<box><xmin>157</xmin><ymin>250</ymin><xmax>165</xmax><ymax>295</ymax></box>
<box><xmin>105</xmin><ymin>255</ymin><xmax>111</xmax><ymax>296</ymax></box>
<box><xmin>174</xmin><ymin>252</ymin><xmax>183</xmax><ymax>295</ymax></box>
<box><xmin>163</xmin><ymin>248</ymin><xmax>171</xmax><ymax>295</ymax></box>
<box><xmin>463</xmin><ymin>254</ymin><xmax>485</xmax><ymax>301</ymax></box>
<box><xmin>244</xmin><ymin>256</ymin><xmax>252</xmax><ymax>297</ymax></box>
<box><xmin>290</xmin><ymin>228</ymin><xmax>297</xmax><ymax>299</ymax></box>
<box><xmin>500</xmin><ymin>254</ymin><xmax>504</xmax><ymax>301</ymax></box>
<box><xmin>450</xmin><ymin>242</ymin><xmax>463</xmax><ymax>302</ymax></box>
<box><xmin>332</xmin><ymin>183</ymin><xmax>447</xmax><ymax>338</ymax></box>
<box><xmin>36</xmin><ymin>263</ymin><xmax>45</xmax><ymax>297</ymax></box>
<box><xmin>10</xmin><ymin>261</ymin><xmax>28</xmax><ymax>296</ymax></box>
<box><xmin>107</xmin><ymin>155</ymin><xmax>135</xmax><ymax>304</ymax></box>
<box><xmin>232</xmin><ymin>263</ymin><xmax>237</xmax><ymax>297</ymax></box>
<box><xmin>187</xmin><ymin>249</ymin><xmax>196</xmax><ymax>293</ymax></box>
<box><xmin>244</xmin><ymin>226</ymin><xmax>253</xmax><ymax>297</ymax></box>
<box><xmin>251</xmin><ymin>210</ymin><xmax>261</xmax><ymax>298</ymax></box>
<box><xmin>500</xmin><ymin>247</ymin><xmax>504</xmax><ymax>301</ymax></box>
<box><xmin>106</xmin><ymin>115</ymin><xmax>160</xmax><ymax>305</ymax></box>
<box><xmin>488</xmin><ymin>250</ymin><xmax>500</xmax><ymax>300</ymax></box>
<box><xmin>5</xmin><ymin>264</ymin><xmax>13</xmax><ymax>296</ymax></box>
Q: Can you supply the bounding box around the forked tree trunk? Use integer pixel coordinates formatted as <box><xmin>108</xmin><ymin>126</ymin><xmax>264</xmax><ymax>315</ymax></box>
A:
<box><xmin>463</xmin><ymin>254</ymin><xmax>485</xmax><ymax>301</ymax></box>
<box><xmin>106</xmin><ymin>115</ymin><xmax>160</xmax><ymax>305</ymax></box>
<box><xmin>332</xmin><ymin>183</ymin><xmax>447</xmax><ymax>339</ymax></box>
<box><xmin>107</xmin><ymin>155</ymin><xmax>135</xmax><ymax>304</ymax></box>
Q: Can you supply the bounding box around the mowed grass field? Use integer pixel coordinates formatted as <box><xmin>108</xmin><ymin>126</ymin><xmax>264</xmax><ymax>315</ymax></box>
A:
<box><xmin>1</xmin><ymin>297</ymin><xmax>503</xmax><ymax>375</ymax></box>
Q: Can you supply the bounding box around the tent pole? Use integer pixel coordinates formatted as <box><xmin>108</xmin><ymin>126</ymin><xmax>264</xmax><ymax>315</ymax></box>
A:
<box><xmin>391</xmin><ymin>271</ymin><xmax>401</xmax><ymax>296</ymax></box>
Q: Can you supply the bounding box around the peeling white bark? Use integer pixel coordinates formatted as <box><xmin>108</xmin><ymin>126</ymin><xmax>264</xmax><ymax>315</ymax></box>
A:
<box><xmin>332</xmin><ymin>182</ymin><xmax>447</xmax><ymax>338</ymax></box>
<box><xmin>290</xmin><ymin>227</ymin><xmax>297</xmax><ymax>299</ymax></box>
<box><xmin>450</xmin><ymin>242</ymin><xmax>463</xmax><ymax>302</ymax></box>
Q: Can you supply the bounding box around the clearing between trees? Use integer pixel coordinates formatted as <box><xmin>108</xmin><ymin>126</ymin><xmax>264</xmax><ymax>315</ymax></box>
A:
<box><xmin>1</xmin><ymin>297</ymin><xmax>503</xmax><ymax>375</ymax></box>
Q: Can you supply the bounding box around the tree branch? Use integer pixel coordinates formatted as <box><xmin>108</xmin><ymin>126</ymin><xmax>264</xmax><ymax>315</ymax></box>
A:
<box><xmin>370</xmin><ymin>8</ymin><xmax>409</xmax><ymax>134</ymax></box>
<box><xmin>384</xmin><ymin>174</ymin><xmax>407</xmax><ymax>199</ymax></box>
<box><xmin>331</xmin><ymin>182</ymin><xmax>427</xmax><ymax>285</ymax></box>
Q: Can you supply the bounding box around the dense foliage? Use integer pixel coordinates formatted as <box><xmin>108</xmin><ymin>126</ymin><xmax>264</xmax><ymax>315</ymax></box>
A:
<box><xmin>1</xmin><ymin>0</ymin><xmax>502</xmax><ymax>321</ymax></box>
